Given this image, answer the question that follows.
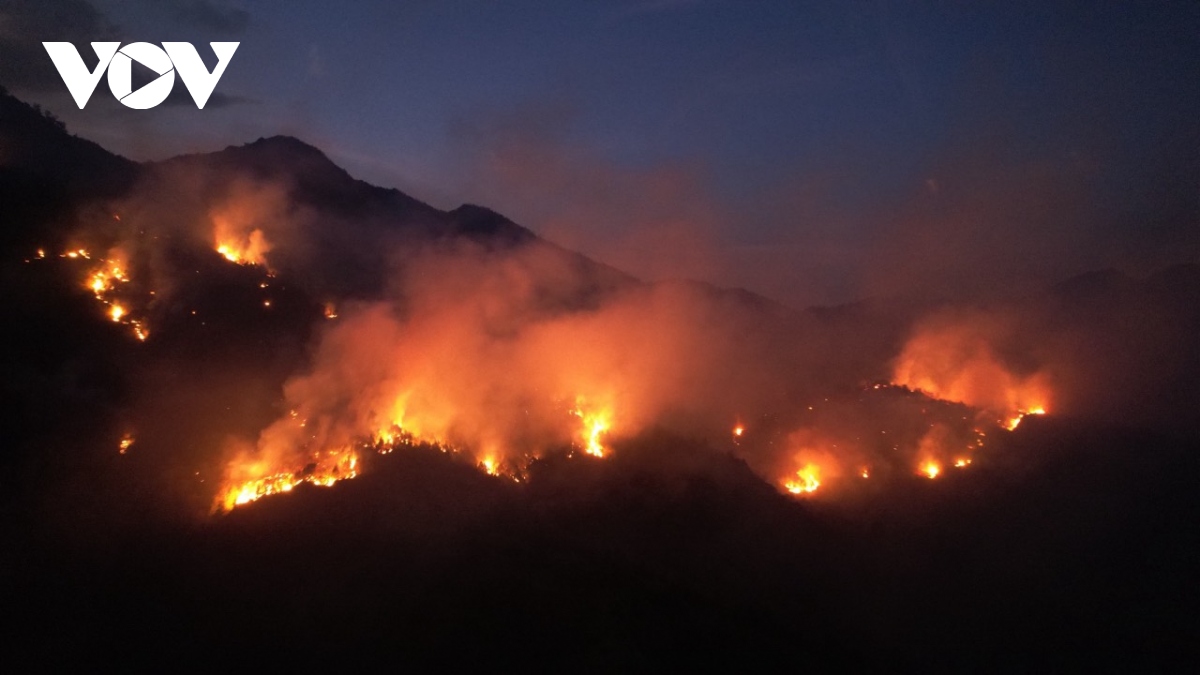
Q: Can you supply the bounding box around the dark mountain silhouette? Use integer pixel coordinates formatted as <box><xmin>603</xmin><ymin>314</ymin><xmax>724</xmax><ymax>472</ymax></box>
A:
<box><xmin>2</xmin><ymin>89</ymin><xmax>1198</xmax><ymax>670</ymax></box>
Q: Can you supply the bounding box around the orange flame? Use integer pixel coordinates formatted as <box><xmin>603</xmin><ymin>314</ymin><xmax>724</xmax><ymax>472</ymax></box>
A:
<box><xmin>784</xmin><ymin>464</ymin><xmax>822</xmax><ymax>495</ymax></box>
<box><xmin>215</xmin><ymin>448</ymin><xmax>359</xmax><ymax>512</ymax></box>
<box><xmin>572</xmin><ymin>397</ymin><xmax>612</xmax><ymax>458</ymax></box>
<box><xmin>919</xmin><ymin>460</ymin><xmax>941</xmax><ymax>479</ymax></box>
<box><xmin>214</xmin><ymin>220</ymin><xmax>270</xmax><ymax>266</ymax></box>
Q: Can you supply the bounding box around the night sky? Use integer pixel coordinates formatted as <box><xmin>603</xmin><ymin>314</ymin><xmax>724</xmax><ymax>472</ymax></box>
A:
<box><xmin>4</xmin><ymin>0</ymin><xmax>1198</xmax><ymax>305</ymax></box>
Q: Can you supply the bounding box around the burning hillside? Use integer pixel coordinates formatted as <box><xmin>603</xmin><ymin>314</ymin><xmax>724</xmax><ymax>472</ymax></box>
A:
<box><xmin>3</xmin><ymin>89</ymin><xmax>1198</xmax><ymax>671</ymax></box>
<box><xmin>27</xmin><ymin>177</ymin><xmax>1061</xmax><ymax>515</ymax></box>
<box><xmin>0</xmin><ymin>87</ymin><xmax>1101</xmax><ymax>518</ymax></box>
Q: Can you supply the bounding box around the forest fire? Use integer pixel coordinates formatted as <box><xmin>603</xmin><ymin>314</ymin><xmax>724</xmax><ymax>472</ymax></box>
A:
<box><xmin>919</xmin><ymin>460</ymin><xmax>941</xmax><ymax>479</ymax></box>
<box><xmin>892</xmin><ymin>317</ymin><xmax>1051</xmax><ymax>431</ymax></box>
<box><xmin>49</xmin><ymin>247</ymin><xmax>153</xmax><ymax>341</ymax></box>
<box><xmin>784</xmin><ymin>464</ymin><xmax>822</xmax><ymax>494</ymax></box>
<box><xmin>214</xmin><ymin>224</ymin><xmax>270</xmax><ymax>266</ymax></box>
<box><xmin>215</xmin><ymin>448</ymin><xmax>359</xmax><ymax>512</ymax></box>
<box><xmin>28</xmin><ymin>183</ymin><xmax>1061</xmax><ymax>517</ymax></box>
<box><xmin>572</xmin><ymin>399</ymin><xmax>612</xmax><ymax>458</ymax></box>
<box><xmin>1004</xmin><ymin>407</ymin><xmax>1047</xmax><ymax>430</ymax></box>
<box><xmin>37</xmin><ymin>226</ymin><xmax>1058</xmax><ymax>515</ymax></box>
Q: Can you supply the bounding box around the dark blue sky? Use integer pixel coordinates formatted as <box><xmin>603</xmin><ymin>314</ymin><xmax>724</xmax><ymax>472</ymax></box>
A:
<box><xmin>7</xmin><ymin>0</ymin><xmax>1199</xmax><ymax>305</ymax></box>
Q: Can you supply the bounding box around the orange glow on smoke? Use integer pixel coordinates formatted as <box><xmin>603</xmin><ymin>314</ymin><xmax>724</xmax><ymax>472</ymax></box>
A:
<box><xmin>214</xmin><ymin>219</ymin><xmax>270</xmax><ymax>266</ymax></box>
<box><xmin>893</xmin><ymin>319</ymin><xmax>1051</xmax><ymax>436</ymax></box>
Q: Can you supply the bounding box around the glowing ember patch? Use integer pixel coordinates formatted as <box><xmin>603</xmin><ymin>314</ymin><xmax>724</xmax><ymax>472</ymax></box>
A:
<box><xmin>324</xmin><ymin>303</ymin><xmax>338</xmax><ymax>319</ymax></box>
<box><xmin>481</xmin><ymin>457</ymin><xmax>499</xmax><ymax>475</ymax></box>
<box><xmin>109</xmin><ymin>304</ymin><xmax>126</xmax><ymax>322</ymax></box>
<box><xmin>861</xmin><ymin>467</ymin><xmax>870</xmax><ymax>478</ymax></box>
<box><xmin>118</xmin><ymin>435</ymin><xmax>134</xmax><ymax>454</ymax></box>
<box><xmin>733</xmin><ymin>425</ymin><xmax>744</xmax><ymax>437</ymax></box>
<box><xmin>784</xmin><ymin>464</ymin><xmax>822</xmax><ymax>494</ymax></box>
<box><xmin>953</xmin><ymin>458</ymin><xmax>971</xmax><ymax>468</ymax></box>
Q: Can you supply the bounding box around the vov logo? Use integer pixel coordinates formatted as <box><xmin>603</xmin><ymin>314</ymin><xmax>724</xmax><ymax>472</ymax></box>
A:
<box><xmin>43</xmin><ymin>42</ymin><xmax>239</xmax><ymax>110</ymax></box>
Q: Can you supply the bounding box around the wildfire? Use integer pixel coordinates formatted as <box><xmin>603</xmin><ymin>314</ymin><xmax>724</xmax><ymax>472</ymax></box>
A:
<box><xmin>215</xmin><ymin>448</ymin><xmax>359</xmax><ymax>512</ymax></box>
<box><xmin>572</xmin><ymin>398</ymin><xmax>612</xmax><ymax>458</ymax></box>
<box><xmin>919</xmin><ymin>460</ymin><xmax>941</xmax><ymax>479</ymax></box>
<box><xmin>892</xmin><ymin>320</ymin><xmax>1051</xmax><ymax>433</ymax></box>
<box><xmin>784</xmin><ymin>464</ymin><xmax>822</xmax><ymax>495</ymax></box>
<box><xmin>214</xmin><ymin>223</ymin><xmax>270</xmax><ymax>266</ymax></box>
<box><xmin>60</xmin><ymin>248</ymin><xmax>151</xmax><ymax>342</ymax></box>
<box><xmin>480</xmin><ymin>456</ymin><xmax>499</xmax><ymax>476</ymax></box>
<box><xmin>1004</xmin><ymin>407</ymin><xmax>1047</xmax><ymax>430</ymax></box>
<box><xmin>118</xmin><ymin>434</ymin><xmax>134</xmax><ymax>455</ymax></box>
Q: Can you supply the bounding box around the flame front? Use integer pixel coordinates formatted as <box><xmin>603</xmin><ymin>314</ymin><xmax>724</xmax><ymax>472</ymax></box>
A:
<box><xmin>572</xmin><ymin>398</ymin><xmax>612</xmax><ymax>458</ymax></box>
<box><xmin>216</xmin><ymin>448</ymin><xmax>359</xmax><ymax>512</ymax></box>
<box><xmin>919</xmin><ymin>460</ymin><xmax>941</xmax><ymax>479</ymax></box>
<box><xmin>214</xmin><ymin>219</ymin><xmax>270</xmax><ymax>266</ymax></box>
<box><xmin>58</xmin><ymin>247</ymin><xmax>151</xmax><ymax>341</ymax></box>
<box><xmin>892</xmin><ymin>319</ymin><xmax>1050</xmax><ymax>429</ymax></box>
<box><xmin>784</xmin><ymin>464</ymin><xmax>822</xmax><ymax>494</ymax></box>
